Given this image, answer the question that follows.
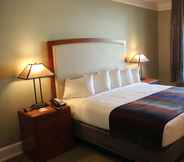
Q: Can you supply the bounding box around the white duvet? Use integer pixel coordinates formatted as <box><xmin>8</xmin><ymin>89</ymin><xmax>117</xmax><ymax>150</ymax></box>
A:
<box><xmin>65</xmin><ymin>82</ymin><xmax>184</xmax><ymax>147</ymax></box>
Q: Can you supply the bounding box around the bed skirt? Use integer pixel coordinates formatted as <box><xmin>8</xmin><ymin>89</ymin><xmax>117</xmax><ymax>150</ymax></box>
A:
<box><xmin>73</xmin><ymin>120</ymin><xmax>184</xmax><ymax>162</ymax></box>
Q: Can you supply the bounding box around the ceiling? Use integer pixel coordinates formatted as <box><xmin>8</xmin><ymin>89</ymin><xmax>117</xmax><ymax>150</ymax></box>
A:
<box><xmin>112</xmin><ymin>0</ymin><xmax>171</xmax><ymax>11</ymax></box>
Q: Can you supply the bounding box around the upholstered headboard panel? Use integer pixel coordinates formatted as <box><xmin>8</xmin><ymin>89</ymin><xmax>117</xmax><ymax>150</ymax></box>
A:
<box><xmin>47</xmin><ymin>38</ymin><xmax>127</xmax><ymax>98</ymax></box>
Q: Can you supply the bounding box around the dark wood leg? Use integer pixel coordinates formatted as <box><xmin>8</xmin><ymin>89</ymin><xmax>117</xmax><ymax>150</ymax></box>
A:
<box><xmin>34</xmin><ymin>160</ymin><xmax>46</xmax><ymax>162</ymax></box>
<box><xmin>174</xmin><ymin>159</ymin><xmax>181</xmax><ymax>162</ymax></box>
<box><xmin>175</xmin><ymin>153</ymin><xmax>184</xmax><ymax>162</ymax></box>
<box><xmin>174</xmin><ymin>157</ymin><xmax>183</xmax><ymax>162</ymax></box>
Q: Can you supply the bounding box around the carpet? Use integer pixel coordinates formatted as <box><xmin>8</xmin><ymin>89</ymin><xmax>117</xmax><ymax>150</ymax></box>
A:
<box><xmin>7</xmin><ymin>142</ymin><xmax>131</xmax><ymax>162</ymax></box>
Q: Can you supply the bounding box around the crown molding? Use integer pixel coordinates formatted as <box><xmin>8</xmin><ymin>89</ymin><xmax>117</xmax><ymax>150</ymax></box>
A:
<box><xmin>112</xmin><ymin>0</ymin><xmax>171</xmax><ymax>11</ymax></box>
<box><xmin>157</xmin><ymin>2</ymin><xmax>171</xmax><ymax>11</ymax></box>
<box><xmin>112</xmin><ymin>0</ymin><xmax>157</xmax><ymax>10</ymax></box>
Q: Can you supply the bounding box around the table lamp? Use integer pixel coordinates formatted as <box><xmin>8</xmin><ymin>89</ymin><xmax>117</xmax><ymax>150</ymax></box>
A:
<box><xmin>129</xmin><ymin>53</ymin><xmax>149</xmax><ymax>80</ymax></box>
<box><xmin>18</xmin><ymin>63</ymin><xmax>54</xmax><ymax>108</ymax></box>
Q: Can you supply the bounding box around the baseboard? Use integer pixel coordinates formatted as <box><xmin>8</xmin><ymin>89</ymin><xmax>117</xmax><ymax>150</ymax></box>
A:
<box><xmin>0</xmin><ymin>142</ymin><xmax>22</xmax><ymax>162</ymax></box>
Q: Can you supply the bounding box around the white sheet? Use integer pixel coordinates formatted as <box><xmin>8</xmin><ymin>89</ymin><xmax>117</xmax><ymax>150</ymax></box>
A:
<box><xmin>65</xmin><ymin>82</ymin><xmax>184</xmax><ymax>147</ymax></box>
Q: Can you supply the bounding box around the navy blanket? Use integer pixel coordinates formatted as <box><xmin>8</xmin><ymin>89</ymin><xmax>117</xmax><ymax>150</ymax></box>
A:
<box><xmin>109</xmin><ymin>87</ymin><xmax>184</xmax><ymax>148</ymax></box>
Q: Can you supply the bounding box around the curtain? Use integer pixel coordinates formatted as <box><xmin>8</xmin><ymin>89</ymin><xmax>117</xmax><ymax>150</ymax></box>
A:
<box><xmin>171</xmin><ymin>0</ymin><xmax>184</xmax><ymax>82</ymax></box>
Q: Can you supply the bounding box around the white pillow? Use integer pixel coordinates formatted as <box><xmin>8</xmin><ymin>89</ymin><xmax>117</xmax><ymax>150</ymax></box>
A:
<box><xmin>120</xmin><ymin>69</ymin><xmax>134</xmax><ymax>86</ymax></box>
<box><xmin>93</xmin><ymin>71</ymin><xmax>110</xmax><ymax>94</ymax></box>
<box><xmin>63</xmin><ymin>75</ymin><xmax>93</xmax><ymax>99</ymax></box>
<box><xmin>131</xmin><ymin>68</ymin><xmax>141</xmax><ymax>83</ymax></box>
<box><xmin>109</xmin><ymin>69</ymin><xmax>122</xmax><ymax>89</ymax></box>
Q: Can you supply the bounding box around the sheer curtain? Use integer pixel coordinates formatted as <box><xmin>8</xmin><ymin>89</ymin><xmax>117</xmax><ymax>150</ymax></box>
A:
<box><xmin>171</xmin><ymin>0</ymin><xmax>184</xmax><ymax>83</ymax></box>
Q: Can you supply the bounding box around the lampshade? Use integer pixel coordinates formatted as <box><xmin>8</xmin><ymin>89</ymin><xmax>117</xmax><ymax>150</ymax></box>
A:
<box><xmin>129</xmin><ymin>53</ymin><xmax>149</xmax><ymax>63</ymax></box>
<box><xmin>18</xmin><ymin>63</ymin><xmax>54</xmax><ymax>80</ymax></box>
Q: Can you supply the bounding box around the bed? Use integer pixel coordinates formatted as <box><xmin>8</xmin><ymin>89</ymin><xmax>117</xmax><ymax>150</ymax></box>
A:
<box><xmin>47</xmin><ymin>38</ymin><xmax>184</xmax><ymax>162</ymax></box>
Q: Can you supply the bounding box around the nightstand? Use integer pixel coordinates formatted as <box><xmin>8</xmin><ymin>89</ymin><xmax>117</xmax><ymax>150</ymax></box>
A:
<box><xmin>143</xmin><ymin>78</ymin><xmax>159</xmax><ymax>84</ymax></box>
<box><xmin>18</xmin><ymin>105</ymin><xmax>75</xmax><ymax>162</ymax></box>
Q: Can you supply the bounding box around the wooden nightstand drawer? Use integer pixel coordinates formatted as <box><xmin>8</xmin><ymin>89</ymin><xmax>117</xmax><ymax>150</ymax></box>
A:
<box><xmin>18</xmin><ymin>106</ymin><xmax>74</xmax><ymax>162</ymax></box>
<box><xmin>37</xmin><ymin>112</ymin><xmax>65</xmax><ymax>129</ymax></box>
<box><xmin>36</xmin><ymin>110</ymin><xmax>72</xmax><ymax>134</ymax></box>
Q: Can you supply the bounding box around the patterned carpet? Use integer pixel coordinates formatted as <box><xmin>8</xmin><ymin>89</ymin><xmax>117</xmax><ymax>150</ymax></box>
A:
<box><xmin>7</xmin><ymin>142</ymin><xmax>131</xmax><ymax>162</ymax></box>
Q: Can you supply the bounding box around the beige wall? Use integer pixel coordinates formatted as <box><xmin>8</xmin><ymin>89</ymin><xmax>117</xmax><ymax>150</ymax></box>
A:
<box><xmin>0</xmin><ymin>0</ymin><xmax>158</xmax><ymax>147</ymax></box>
<box><xmin>158</xmin><ymin>10</ymin><xmax>171</xmax><ymax>81</ymax></box>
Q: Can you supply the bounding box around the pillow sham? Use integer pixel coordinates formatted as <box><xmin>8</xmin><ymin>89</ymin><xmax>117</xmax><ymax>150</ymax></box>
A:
<box><xmin>93</xmin><ymin>71</ymin><xmax>110</xmax><ymax>94</ymax></box>
<box><xmin>63</xmin><ymin>74</ymin><xmax>94</xmax><ymax>99</ymax></box>
<box><xmin>109</xmin><ymin>69</ymin><xmax>122</xmax><ymax>89</ymax></box>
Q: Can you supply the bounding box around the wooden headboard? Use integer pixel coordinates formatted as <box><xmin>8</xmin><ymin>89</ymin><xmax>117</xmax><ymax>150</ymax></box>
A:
<box><xmin>47</xmin><ymin>38</ymin><xmax>127</xmax><ymax>98</ymax></box>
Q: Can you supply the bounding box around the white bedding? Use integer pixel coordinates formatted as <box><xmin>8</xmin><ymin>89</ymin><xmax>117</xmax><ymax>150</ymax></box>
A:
<box><xmin>65</xmin><ymin>82</ymin><xmax>184</xmax><ymax>147</ymax></box>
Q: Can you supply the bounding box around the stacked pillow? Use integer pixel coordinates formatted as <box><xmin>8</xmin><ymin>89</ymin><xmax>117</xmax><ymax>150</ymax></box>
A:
<box><xmin>93</xmin><ymin>71</ymin><xmax>110</xmax><ymax>93</ymax></box>
<box><xmin>120</xmin><ymin>68</ymin><xmax>140</xmax><ymax>86</ymax></box>
<box><xmin>120</xmin><ymin>69</ymin><xmax>134</xmax><ymax>86</ymax></box>
<box><xmin>63</xmin><ymin>74</ymin><xmax>94</xmax><ymax>99</ymax></box>
<box><xmin>131</xmin><ymin>68</ymin><xmax>141</xmax><ymax>83</ymax></box>
<box><xmin>108</xmin><ymin>69</ymin><xmax>122</xmax><ymax>89</ymax></box>
<box><xmin>63</xmin><ymin>68</ymin><xmax>140</xmax><ymax>99</ymax></box>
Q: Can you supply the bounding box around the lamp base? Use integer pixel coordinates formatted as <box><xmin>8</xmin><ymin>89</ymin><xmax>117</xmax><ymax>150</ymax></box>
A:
<box><xmin>31</xmin><ymin>102</ymin><xmax>48</xmax><ymax>109</ymax></box>
<box><xmin>140</xmin><ymin>77</ymin><xmax>145</xmax><ymax>81</ymax></box>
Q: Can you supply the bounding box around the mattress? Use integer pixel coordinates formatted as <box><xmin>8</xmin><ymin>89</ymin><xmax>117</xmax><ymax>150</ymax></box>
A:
<box><xmin>65</xmin><ymin>82</ymin><xmax>184</xmax><ymax>147</ymax></box>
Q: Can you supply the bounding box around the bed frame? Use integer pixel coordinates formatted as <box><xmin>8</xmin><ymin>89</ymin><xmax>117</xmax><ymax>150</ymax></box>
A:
<box><xmin>47</xmin><ymin>38</ymin><xmax>184</xmax><ymax>162</ymax></box>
